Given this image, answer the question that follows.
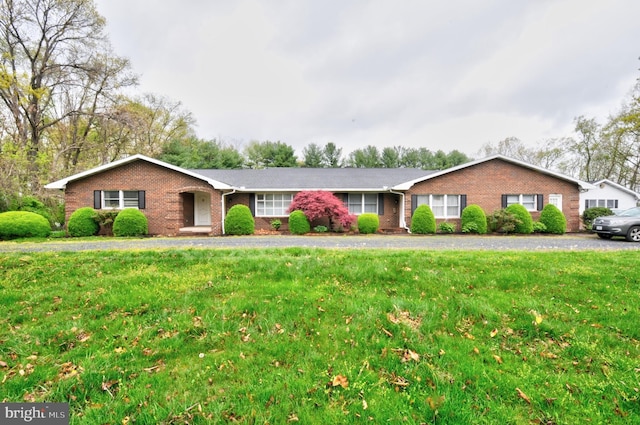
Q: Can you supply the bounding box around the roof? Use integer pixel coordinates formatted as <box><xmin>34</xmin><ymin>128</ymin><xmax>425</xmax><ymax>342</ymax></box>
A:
<box><xmin>44</xmin><ymin>153</ymin><xmax>595</xmax><ymax>193</ymax></box>
<box><xmin>191</xmin><ymin>167</ymin><xmax>434</xmax><ymax>191</ymax></box>
<box><xmin>590</xmin><ymin>179</ymin><xmax>640</xmax><ymax>199</ymax></box>
<box><xmin>393</xmin><ymin>154</ymin><xmax>596</xmax><ymax>191</ymax></box>
<box><xmin>44</xmin><ymin>154</ymin><xmax>233</xmax><ymax>190</ymax></box>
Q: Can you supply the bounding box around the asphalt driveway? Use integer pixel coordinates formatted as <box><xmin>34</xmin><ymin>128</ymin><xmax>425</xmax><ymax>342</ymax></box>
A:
<box><xmin>1</xmin><ymin>233</ymin><xmax>640</xmax><ymax>252</ymax></box>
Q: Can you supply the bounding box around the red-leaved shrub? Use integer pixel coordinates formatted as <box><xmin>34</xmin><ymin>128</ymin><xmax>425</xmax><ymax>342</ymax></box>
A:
<box><xmin>288</xmin><ymin>191</ymin><xmax>355</xmax><ymax>231</ymax></box>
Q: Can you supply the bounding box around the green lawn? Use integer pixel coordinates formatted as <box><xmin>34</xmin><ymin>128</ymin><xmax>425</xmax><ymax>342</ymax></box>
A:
<box><xmin>1</xmin><ymin>248</ymin><xmax>639</xmax><ymax>424</ymax></box>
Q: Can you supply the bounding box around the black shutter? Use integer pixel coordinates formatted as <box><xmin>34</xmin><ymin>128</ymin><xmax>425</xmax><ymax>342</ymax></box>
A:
<box><xmin>537</xmin><ymin>194</ymin><xmax>544</xmax><ymax>211</ymax></box>
<box><xmin>501</xmin><ymin>194</ymin><xmax>507</xmax><ymax>208</ymax></box>
<box><xmin>460</xmin><ymin>195</ymin><xmax>467</xmax><ymax>212</ymax></box>
<box><xmin>378</xmin><ymin>193</ymin><xmax>384</xmax><ymax>215</ymax></box>
<box><xmin>249</xmin><ymin>194</ymin><xmax>255</xmax><ymax>216</ymax></box>
<box><xmin>585</xmin><ymin>200</ymin><xmax>589</xmax><ymax>210</ymax></box>
<box><xmin>615</xmin><ymin>200</ymin><xmax>619</xmax><ymax>209</ymax></box>
<box><xmin>411</xmin><ymin>195</ymin><xmax>417</xmax><ymax>216</ymax></box>
<box><xmin>138</xmin><ymin>191</ymin><xmax>146</xmax><ymax>209</ymax></box>
<box><xmin>94</xmin><ymin>190</ymin><xmax>101</xmax><ymax>209</ymax></box>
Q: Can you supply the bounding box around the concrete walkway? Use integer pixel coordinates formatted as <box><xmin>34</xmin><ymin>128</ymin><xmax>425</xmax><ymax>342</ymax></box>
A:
<box><xmin>1</xmin><ymin>233</ymin><xmax>639</xmax><ymax>252</ymax></box>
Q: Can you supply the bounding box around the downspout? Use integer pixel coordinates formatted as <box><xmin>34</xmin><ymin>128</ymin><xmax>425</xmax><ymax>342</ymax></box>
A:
<box><xmin>389</xmin><ymin>189</ymin><xmax>411</xmax><ymax>233</ymax></box>
<box><xmin>221</xmin><ymin>189</ymin><xmax>236</xmax><ymax>235</ymax></box>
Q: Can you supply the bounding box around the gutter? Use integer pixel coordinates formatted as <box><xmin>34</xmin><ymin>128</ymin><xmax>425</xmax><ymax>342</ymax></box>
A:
<box><xmin>389</xmin><ymin>189</ymin><xmax>411</xmax><ymax>233</ymax></box>
<box><xmin>221</xmin><ymin>189</ymin><xmax>236</xmax><ymax>235</ymax></box>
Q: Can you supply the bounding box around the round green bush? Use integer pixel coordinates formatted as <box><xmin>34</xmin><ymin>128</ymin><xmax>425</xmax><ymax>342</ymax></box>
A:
<box><xmin>581</xmin><ymin>207</ymin><xmax>613</xmax><ymax>229</ymax></box>
<box><xmin>410</xmin><ymin>205</ymin><xmax>436</xmax><ymax>234</ymax></box>
<box><xmin>288</xmin><ymin>210</ymin><xmax>310</xmax><ymax>235</ymax></box>
<box><xmin>357</xmin><ymin>213</ymin><xmax>379</xmax><ymax>234</ymax></box>
<box><xmin>539</xmin><ymin>204</ymin><xmax>566</xmax><ymax>234</ymax></box>
<box><xmin>0</xmin><ymin>211</ymin><xmax>51</xmax><ymax>240</ymax></box>
<box><xmin>113</xmin><ymin>209</ymin><xmax>148</xmax><ymax>237</ymax></box>
<box><xmin>68</xmin><ymin>207</ymin><xmax>99</xmax><ymax>237</ymax></box>
<box><xmin>505</xmin><ymin>203</ymin><xmax>533</xmax><ymax>234</ymax></box>
<box><xmin>224</xmin><ymin>204</ymin><xmax>255</xmax><ymax>235</ymax></box>
<box><xmin>461</xmin><ymin>204</ymin><xmax>487</xmax><ymax>234</ymax></box>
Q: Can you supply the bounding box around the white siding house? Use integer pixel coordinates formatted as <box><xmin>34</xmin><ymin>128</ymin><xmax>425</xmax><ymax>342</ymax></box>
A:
<box><xmin>580</xmin><ymin>179</ymin><xmax>640</xmax><ymax>214</ymax></box>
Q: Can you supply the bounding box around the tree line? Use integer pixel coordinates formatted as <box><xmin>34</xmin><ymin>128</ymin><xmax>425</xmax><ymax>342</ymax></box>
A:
<box><xmin>159</xmin><ymin>138</ymin><xmax>471</xmax><ymax>170</ymax></box>
<box><xmin>1</xmin><ymin>0</ymin><xmax>639</xmax><ymax>212</ymax></box>
<box><xmin>479</xmin><ymin>76</ymin><xmax>640</xmax><ymax>192</ymax></box>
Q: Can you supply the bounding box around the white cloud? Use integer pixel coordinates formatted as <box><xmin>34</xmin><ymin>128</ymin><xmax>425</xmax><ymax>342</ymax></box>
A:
<box><xmin>96</xmin><ymin>0</ymin><xmax>640</xmax><ymax>157</ymax></box>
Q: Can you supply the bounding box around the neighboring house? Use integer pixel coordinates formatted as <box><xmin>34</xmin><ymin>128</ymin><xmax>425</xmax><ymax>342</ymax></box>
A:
<box><xmin>45</xmin><ymin>154</ymin><xmax>594</xmax><ymax>235</ymax></box>
<box><xmin>579</xmin><ymin>179</ymin><xmax>640</xmax><ymax>215</ymax></box>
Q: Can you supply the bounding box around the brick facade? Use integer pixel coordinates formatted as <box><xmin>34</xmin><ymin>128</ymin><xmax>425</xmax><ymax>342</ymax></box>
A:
<box><xmin>404</xmin><ymin>158</ymin><xmax>581</xmax><ymax>232</ymax></box>
<box><xmin>64</xmin><ymin>161</ymin><xmax>224</xmax><ymax>236</ymax></box>
<box><xmin>59</xmin><ymin>156</ymin><xmax>583</xmax><ymax>236</ymax></box>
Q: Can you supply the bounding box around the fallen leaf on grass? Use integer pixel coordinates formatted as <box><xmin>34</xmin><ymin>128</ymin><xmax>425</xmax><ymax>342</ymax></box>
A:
<box><xmin>490</xmin><ymin>329</ymin><xmax>498</xmax><ymax>338</ymax></box>
<box><xmin>332</xmin><ymin>374</ymin><xmax>349</xmax><ymax>388</ymax></box>
<box><xmin>516</xmin><ymin>388</ymin><xmax>531</xmax><ymax>404</ymax></box>
<box><xmin>427</xmin><ymin>395</ymin><xmax>445</xmax><ymax>410</ymax></box>
<box><xmin>58</xmin><ymin>362</ymin><xmax>83</xmax><ymax>379</ymax></box>
<box><xmin>493</xmin><ymin>355</ymin><xmax>503</xmax><ymax>364</ymax></box>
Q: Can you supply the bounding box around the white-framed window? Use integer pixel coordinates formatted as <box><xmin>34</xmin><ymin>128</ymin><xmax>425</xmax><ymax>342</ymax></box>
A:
<box><xmin>585</xmin><ymin>199</ymin><xmax>618</xmax><ymax>209</ymax></box>
<box><xmin>102</xmin><ymin>190</ymin><xmax>142</xmax><ymax>209</ymax></box>
<box><xmin>549</xmin><ymin>194</ymin><xmax>562</xmax><ymax>212</ymax></box>
<box><xmin>256</xmin><ymin>193</ymin><xmax>293</xmax><ymax>217</ymax></box>
<box><xmin>414</xmin><ymin>194</ymin><xmax>461</xmax><ymax>218</ymax></box>
<box><xmin>347</xmin><ymin>193</ymin><xmax>378</xmax><ymax>215</ymax></box>
<box><xmin>505</xmin><ymin>194</ymin><xmax>537</xmax><ymax>211</ymax></box>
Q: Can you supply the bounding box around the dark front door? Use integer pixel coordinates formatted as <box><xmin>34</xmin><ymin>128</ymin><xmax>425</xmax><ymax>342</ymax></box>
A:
<box><xmin>182</xmin><ymin>193</ymin><xmax>195</xmax><ymax>226</ymax></box>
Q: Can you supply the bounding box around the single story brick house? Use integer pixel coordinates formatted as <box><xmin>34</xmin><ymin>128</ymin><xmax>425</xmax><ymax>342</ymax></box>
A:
<box><xmin>45</xmin><ymin>154</ymin><xmax>594</xmax><ymax>235</ymax></box>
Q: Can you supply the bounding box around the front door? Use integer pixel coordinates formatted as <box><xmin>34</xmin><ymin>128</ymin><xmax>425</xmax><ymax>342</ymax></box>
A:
<box><xmin>194</xmin><ymin>192</ymin><xmax>212</xmax><ymax>226</ymax></box>
<box><xmin>182</xmin><ymin>193</ymin><xmax>194</xmax><ymax>226</ymax></box>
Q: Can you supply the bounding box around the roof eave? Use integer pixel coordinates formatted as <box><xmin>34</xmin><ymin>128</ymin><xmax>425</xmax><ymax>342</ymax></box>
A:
<box><xmin>44</xmin><ymin>154</ymin><xmax>233</xmax><ymax>190</ymax></box>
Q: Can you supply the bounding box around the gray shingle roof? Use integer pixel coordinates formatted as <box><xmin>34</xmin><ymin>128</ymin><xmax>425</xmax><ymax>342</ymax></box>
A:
<box><xmin>190</xmin><ymin>168</ymin><xmax>435</xmax><ymax>191</ymax></box>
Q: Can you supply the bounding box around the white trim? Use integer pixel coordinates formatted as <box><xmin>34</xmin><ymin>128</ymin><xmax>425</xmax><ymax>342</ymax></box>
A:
<box><xmin>591</xmin><ymin>179</ymin><xmax>640</xmax><ymax>200</ymax></box>
<box><xmin>392</xmin><ymin>155</ymin><xmax>596</xmax><ymax>191</ymax></box>
<box><xmin>44</xmin><ymin>154</ymin><xmax>232</xmax><ymax>190</ymax></box>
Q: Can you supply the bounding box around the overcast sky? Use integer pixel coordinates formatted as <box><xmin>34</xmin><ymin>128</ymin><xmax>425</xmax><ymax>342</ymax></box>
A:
<box><xmin>95</xmin><ymin>0</ymin><xmax>640</xmax><ymax>157</ymax></box>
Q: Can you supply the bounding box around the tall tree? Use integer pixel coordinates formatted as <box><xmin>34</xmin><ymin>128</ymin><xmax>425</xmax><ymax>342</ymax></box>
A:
<box><xmin>381</xmin><ymin>146</ymin><xmax>400</xmax><ymax>168</ymax></box>
<box><xmin>322</xmin><ymin>142</ymin><xmax>342</xmax><ymax>168</ymax></box>
<box><xmin>159</xmin><ymin>137</ymin><xmax>244</xmax><ymax>169</ymax></box>
<box><xmin>346</xmin><ymin>145</ymin><xmax>381</xmax><ymax>168</ymax></box>
<box><xmin>302</xmin><ymin>143</ymin><xmax>324</xmax><ymax>167</ymax></box>
<box><xmin>244</xmin><ymin>140</ymin><xmax>297</xmax><ymax>168</ymax></box>
<box><xmin>0</xmin><ymin>0</ymin><xmax>132</xmax><ymax>190</ymax></box>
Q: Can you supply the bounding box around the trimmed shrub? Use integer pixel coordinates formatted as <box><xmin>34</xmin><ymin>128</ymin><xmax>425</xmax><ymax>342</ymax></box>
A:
<box><xmin>532</xmin><ymin>221</ymin><xmax>547</xmax><ymax>233</ymax></box>
<box><xmin>461</xmin><ymin>204</ymin><xmax>487</xmax><ymax>234</ymax></box>
<box><xmin>410</xmin><ymin>205</ymin><xmax>436</xmax><ymax>234</ymax></box>
<box><xmin>224</xmin><ymin>205</ymin><xmax>255</xmax><ymax>235</ymax></box>
<box><xmin>12</xmin><ymin>195</ymin><xmax>53</xmax><ymax>224</ymax></box>
<box><xmin>68</xmin><ymin>207</ymin><xmax>99</xmax><ymax>237</ymax></box>
<box><xmin>289</xmin><ymin>210</ymin><xmax>310</xmax><ymax>235</ymax></box>
<box><xmin>357</xmin><ymin>213</ymin><xmax>379</xmax><ymax>234</ymax></box>
<box><xmin>582</xmin><ymin>207</ymin><xmax>613</xmax><ymax>230</ymax></box>
<box><xmin>539</xmin><ymin>204</ymin><xmax>566</xmax><ymax>234</ymax></box>
<box><xmin>0</xmin><ymin>211</ymin><xmax>51</xmax><ymax>240</ymax></box>
<box><xmin>487</xmin><ymin>208</ymin><xmax>520</xmax><ymax>233</ymax></box>
<box><xmin>505</xmin><ymin>204</ymin><xmax>533</xmax><ymax>234</ymax></box>
<box><xmin>113</xmin><ymin>209</ymin><xmax>148</xmax><ymax>237</ymax></box>
<box><xmin>438</xmin><ymin>222</ymin><xmax>456</xmax><ymax>233</ymax></box>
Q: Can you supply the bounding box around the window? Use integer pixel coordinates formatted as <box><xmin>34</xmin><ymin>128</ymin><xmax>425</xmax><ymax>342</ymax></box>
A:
<box><xmin>97</xmin><ymin>190</ymin><xmax>144</xmax><ymax>209</ymax></box>
<box><xmin>504</xmin><ymin>194</ymin><xmax>540</xmax><ymax>211</ymax></box>
<box><xmin>585</xmin><ymin>199</ymin><xmax>618</xmax><ymax>209</ymax></box>
<box><xmin>256</xmin><ymin>193</ymin><xmax>293</xmax><ymax>216</ymax></box>
<box><xmin>414</xmin><ymin>194</ymin><xmax>462</xmax><ymax>218</ymax></box>
<box><xmin>347</xmin><ymin>193</ymin><xmax>378</xmax><ymax>215</ymax></box>
<box><xmin>549</xmin><ymin>194</ymin><xmax>562</xmax><ymax>212</ymax></box>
